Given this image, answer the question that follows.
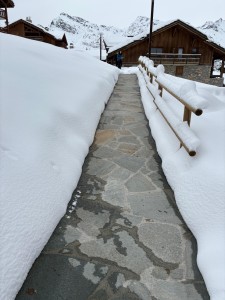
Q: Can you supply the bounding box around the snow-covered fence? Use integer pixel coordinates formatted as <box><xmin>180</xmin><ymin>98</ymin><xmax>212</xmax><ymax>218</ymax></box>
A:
<box><xmin>138</xmin><ymin>56</ymin><xmax>207</xmax><ymax>156</ymax></box>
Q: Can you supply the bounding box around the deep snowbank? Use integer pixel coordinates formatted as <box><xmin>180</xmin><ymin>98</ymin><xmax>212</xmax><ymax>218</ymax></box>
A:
<box><xmin>0</xmin><ymin>33</ymin><xmax>119</xmax><ymax>299</ymax></box>
<box><xmin>135</xmin><ymin>66</ymin><xmax>225</xmax><ymax>300</ymax></box>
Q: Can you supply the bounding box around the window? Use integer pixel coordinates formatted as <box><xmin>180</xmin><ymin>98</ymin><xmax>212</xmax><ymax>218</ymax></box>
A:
<box><xmin>192</xmin><ymin>48</ymin><xmax>198</xmax><ymax>54</ymax></box>
<box><xmin>178</xmin><ymin>48</ymin><xmax>183</xmax><ymax>58</ymax></box>
<box><xmin>151</xmin><ymin>48</ymin><xmax>163</xmax><ymax>54</ymax></box>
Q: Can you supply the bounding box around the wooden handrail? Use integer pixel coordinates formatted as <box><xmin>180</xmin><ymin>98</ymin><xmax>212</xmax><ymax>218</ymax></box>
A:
<box><xmin>155</xmin><ymin>78</ymin><xmax>203</xmax><ymax>116</ymax></box>
<box><xmin>138</xmin><ymin>57</ymin><xmax>203</xmax><ymax>156</ymax></box>
<box><xmin>153</xmin><ymin>100</ymin><xmax>196</xmax><ymax>156</ymax></box>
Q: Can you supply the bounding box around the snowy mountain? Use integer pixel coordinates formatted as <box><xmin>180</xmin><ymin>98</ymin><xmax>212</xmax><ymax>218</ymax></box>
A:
<box><xmin>46</xmin><ymin>14</ymin><xmax>156</xmax><ymax>50</ymax></box>
<box><xmin>198</xmin><ymin>18</ymin><xmax>225</xmax><ymax>48</ymax></box>
<box><xmin>124</xmin><ymin>16</ymin><xmax>160</xmax><ymax>37</ymax></box>
<box><xmin>47</xmin><ymin>13</ymin><xmax>125</xmax><ymax>50</ymax></box>
<box><xmin>44</xmin><ymin>13</ymin><xmax>225</xmax><ymax>51</ymax></box>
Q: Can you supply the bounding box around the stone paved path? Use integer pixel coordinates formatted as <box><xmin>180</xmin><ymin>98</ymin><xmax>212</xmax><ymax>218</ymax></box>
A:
<box><xmin>16</xmin><ymin>75</ymin><xmax>209</xmax><ymax>300</ymax></box>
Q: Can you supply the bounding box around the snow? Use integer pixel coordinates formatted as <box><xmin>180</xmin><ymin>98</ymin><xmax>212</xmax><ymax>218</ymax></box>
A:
<box><xmin>134</xmin><ymin>58</ymin><xmax>225</xmax><ymax>300</ymax></box>
<box><xmin>0</xmin><ymin>33</ymin><xmax>119</xmax><ymax>300</ymax></box>
<box><xmin>139</xmin><ymin>58</ymin><xmax>208</xmax><ymax>114</ymax></box>
<box><xmin>139</xmin><ymin>64</ymin><xmax>200</xmax><ymax>153</ymax></box>
<box><xmin>198</xmin><ymin>18</ymin><xmax>225</xmax><ymax>49</ymax></box>
<box><xmin>49</xmin><ymin>13</ymin><xmax>125</xmax><ymax>51</ymax></box>
<box><xmin>1</xmin><ymin>32</ymin><xmax>225</xmax><ymax>300</ymax></box>
<box><xmin>153</xmin><ymin>94</ymin><xmax>200</xmax><ymax>152</ymax></box>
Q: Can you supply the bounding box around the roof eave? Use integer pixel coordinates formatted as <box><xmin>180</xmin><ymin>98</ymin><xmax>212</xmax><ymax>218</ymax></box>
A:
<box><xmin>6</xmin><ymin>19</ymin><xmax>67</xmax><ymax>43</ymax></box>
<box><xmin>0</xmin><ymin>0</ymin><xmax>15</xmax><ymax>8</ymax></box>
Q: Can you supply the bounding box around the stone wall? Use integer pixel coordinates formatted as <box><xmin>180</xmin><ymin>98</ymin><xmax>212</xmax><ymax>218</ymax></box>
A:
<box><xmin>164</xmin><ymin>65</ymin><xmax>224</xmax><ymax>87</ymax></box>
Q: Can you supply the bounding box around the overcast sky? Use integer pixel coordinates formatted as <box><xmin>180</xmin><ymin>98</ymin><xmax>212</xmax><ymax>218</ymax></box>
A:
<box><xmin>8</xmin><ymin>0</ymin><xmax>225</xmax><ymax>28</ymax></box>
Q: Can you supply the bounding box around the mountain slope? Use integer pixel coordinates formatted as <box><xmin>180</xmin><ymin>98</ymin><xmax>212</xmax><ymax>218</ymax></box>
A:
<box><xmin>48</xmin><ymin>13</ymin><xmax>125</xmax><ymax>49</ymax></box>
<box><xmin>124</xmin><ymin>16</ymin><xmax>160</xmax><ymax>37</ymax></box>
<box><xmin>47</xmin><ymin>14</ymin><xmax>161</xmax><ymax>50</ymax></box>
<box><xmin>45</xmin><ymin>14</ymin><xmax>225</xmax><ymax>51</ymax></box>
<box><xmin>198</xmin><ymin>18</ymin><xmax>225</xmax><ymax>48</ymax></box>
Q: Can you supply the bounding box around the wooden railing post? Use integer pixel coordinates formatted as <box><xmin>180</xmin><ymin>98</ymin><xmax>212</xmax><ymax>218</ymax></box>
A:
<box><xmin>183</xmin><ymin>107</ymin><xmax>192</xmax><ymax>126</ymax></box>
<box><xmin>158</xmin><ymin>84</ymin><xmax>163</xmax><ymax>97</ymax></box>
<box><xmin>181</xmin><ymin>107</ymin><xmax>192</xmax><ymax>149</ymax></box>
<box><xmin>150</xmin><ymin>74</ymin><xmax>153</xmax><ymax>83</ymax></box>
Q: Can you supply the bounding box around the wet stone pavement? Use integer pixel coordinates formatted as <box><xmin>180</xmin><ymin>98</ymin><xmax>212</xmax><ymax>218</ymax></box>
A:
<box><xmin>16</xmin><ymin>75</ymin><xmax>209</xmax><ymax>300</ymax></box>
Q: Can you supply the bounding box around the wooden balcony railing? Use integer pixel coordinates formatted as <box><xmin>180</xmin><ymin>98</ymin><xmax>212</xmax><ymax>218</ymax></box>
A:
<box><xmin>26</xmin><ymin>36</ymin><xmax>44</xmax><ymax>42</ymax></box>
<box><xmin>150</xmin><ymin>53</ymin><xmax>201</xmax><ymax>65</ymax></box>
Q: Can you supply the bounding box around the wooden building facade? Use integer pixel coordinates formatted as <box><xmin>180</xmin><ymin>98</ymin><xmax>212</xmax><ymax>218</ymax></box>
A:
<box><xmin>0</xmin><ymin>0</ymin><xmax>14</xmax><ymax>32</ymax></box>
<box><xmin>107</xmin><ymin>20</ymin><xmax>225</xmax><ymax>85</ymax></box>
<box><xmin>6</xmin><ymin>19</ymin><xmax>68</xmax><ymax>48</ymax></box>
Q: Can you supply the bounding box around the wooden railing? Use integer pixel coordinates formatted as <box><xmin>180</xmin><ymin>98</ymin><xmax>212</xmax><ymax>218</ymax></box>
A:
<box><xmin>138</xmin><ymin>56</ymin><xmax>207</xmax><ymax>156</ymax></box>
<box><xmin>150</xmin><ymin>53</ymin><xmax>201</xmax><ymax>65</ymax></box>
<box><xmin>26</xmin><ymin>36</ymin><xmax>44</xmax><ymax>42</ymax></box>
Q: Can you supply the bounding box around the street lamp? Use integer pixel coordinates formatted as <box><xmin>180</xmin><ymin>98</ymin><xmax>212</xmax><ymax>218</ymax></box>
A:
<box><xmin>148</xmin><ymin>0</ymin><xmax>155</xmax><ymax>58</ymax></box>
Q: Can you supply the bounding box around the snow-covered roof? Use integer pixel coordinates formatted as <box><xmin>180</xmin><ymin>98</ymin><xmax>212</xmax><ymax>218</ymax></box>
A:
<box><xmin>7</xmin><ymin>19</ymin><xmax>66</xmax><ymax>42</ymax></box>
<box><xmin>108</xmin><ymin>19</ymin><xmax>225</xmax><ymax>54</ymax></box>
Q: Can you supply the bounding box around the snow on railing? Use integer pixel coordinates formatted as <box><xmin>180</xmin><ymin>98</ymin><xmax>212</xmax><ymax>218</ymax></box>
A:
<box><xmin>138</xmin><ymin>56</ymin><xmax>207</xmax><ymax>156</ymax></box>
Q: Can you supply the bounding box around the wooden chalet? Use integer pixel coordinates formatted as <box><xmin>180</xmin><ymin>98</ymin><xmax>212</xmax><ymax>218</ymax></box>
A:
<box><xmin>6</xmin><ymin>19</ymin><xmax>68</xmax><ymax>49</ymax></box>
<box><xmin>0</xmin><ymin>0</ymin><xmax>14</xmax><ymax>32</ymax></box>
<box><xmin>107</xmin><ymin>20</ymin><xmax>225</xmax><ymax>85</ymax></box>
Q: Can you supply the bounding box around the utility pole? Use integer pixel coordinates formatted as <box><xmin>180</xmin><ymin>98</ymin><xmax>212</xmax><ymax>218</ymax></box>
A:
<box><xmin>148</xmin><ymin>0</ymin><xmax>155</xmax><ymax>58</ymax></box>
<box><xmin>100</xmin><ymin>33</ymin><xmax>102</xmax><ymax>60</ymax></box>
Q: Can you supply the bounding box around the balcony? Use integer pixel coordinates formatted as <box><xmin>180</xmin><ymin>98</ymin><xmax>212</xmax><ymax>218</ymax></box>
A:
<box><xmin>150</xmin><ymin>53</ymin><xmax>201</xmax><ymax>65</ymax></box>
